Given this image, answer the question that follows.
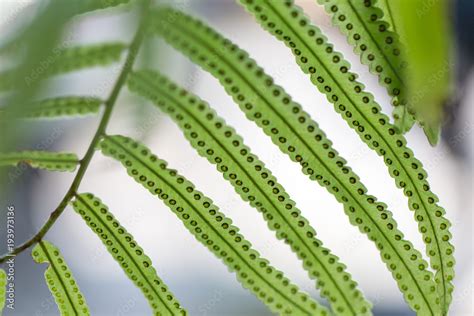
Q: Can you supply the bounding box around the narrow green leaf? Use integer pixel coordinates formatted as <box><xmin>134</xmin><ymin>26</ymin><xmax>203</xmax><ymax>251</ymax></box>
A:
<box><xmin>32</xmin><ymin>240</ymin><xmax>90</xmax><ymax>316</ymax></box>
<box><xmin>80</xmin><ymin>0</ymin><xmax>131</xmax><ymax>13</ymax></box>
<box><xmin>99</xmin><ymin>134</ymin><xmax>330</xmax><ymax>316</ymax></box>
<box><xmin>0</xmin><ymin>151</ymin><xmax>79</xmax><ymax>172</ymax></box>
<box><xmin>71</xmin><ymin>192</ymin><xmax>186</xmax><ymax>316</ymax></box>
<box><xmin>149</xmin><ymin>7</ymin><xmax>442</xmax><ymax>314</ymax></box>
<box><xmin>128</xmin><ymin>69</ymin><xmax>372</xmax><ymax>315</ymax></box>
<box><xmin>384</xmin><ymin>0</ymin><xmax>451</xmax><ymax>146</ymax></box>
<box><xmin>0</xmin><ymin>269</ymin><xmax>6</xmax><ymax>315</ymax></box>
<box><xmin>314</xmin><ymin>0</ymin><xmax>415</xmax><ymax>133</ymax></box>
<box><xmin>2</xmin><ymin>97</ymin><xmax>103</xmax><ymax>120</ymax></box>
<box><xmin>0</xmin><ymin>43</ymin><xmax>126</xmax><ymax>91</ymax></box>
<box><xmin>315</xmin><ymin>0</ymin><xmax>405</xmax><ymax>105</ymax></box>
<box><xmin>45</xmin><ymin>43</ymin><xmax>127</xmax><ymax>76</ymax></box>
<box><xmin>240</xmin><ymin>0</ymin><xmax>454</xmax><ymax>310</ymax></box>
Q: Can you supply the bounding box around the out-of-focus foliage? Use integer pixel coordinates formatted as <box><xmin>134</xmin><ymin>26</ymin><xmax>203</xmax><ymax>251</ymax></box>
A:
<box><xmin>381</xmin><ymin>0</ymin><xmax>452</xmax><ymax>145</ymax></box>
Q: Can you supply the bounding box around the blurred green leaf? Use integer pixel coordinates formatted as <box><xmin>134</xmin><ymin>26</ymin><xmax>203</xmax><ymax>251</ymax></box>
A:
<box><xmin>388</xmin><ymin>0</ymin><xmax>452</xmax><ymax>145</ymax></box>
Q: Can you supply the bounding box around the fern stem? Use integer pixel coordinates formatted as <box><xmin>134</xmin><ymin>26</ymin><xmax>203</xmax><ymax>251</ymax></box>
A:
<box><xmin>0</xmin><ymin>0</ymin><xmax>150</xmax><ymax>265</ymax></box>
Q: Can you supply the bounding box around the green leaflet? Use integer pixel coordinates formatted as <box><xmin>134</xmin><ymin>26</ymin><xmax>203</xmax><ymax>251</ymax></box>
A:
<box><xmin>314</xmin><ymin>0</ymin><xmax>415</xmax><ymax>133</ymax></box>
<box><xmin>149</xmin><ymin>7</ymin><xmax>441</xmax><ymax>314</ymax></box>
<box><xmin>240</xmin><ymin>0</ymin><xmax>454</xmax><ymax>310</ymax></box>
<box><xmin>99</xmin><ymin>135</ymin><xmax>330</xmax><ymax>316</ymax></box>
<box><xmin>0</xmin><ymin>151</ymin><xmax>79</xmax><ymax>172</ymax></box>
<box><xmin>71</xmin><ymin>193</ymin><xmax>186</xmax><ymax>316</ymax></box>
<box><xmin>127</xmin><ymin>70</ymin><xmax>372</xmax><ymax>315</ymax></box>
<box><xmin>32</xmin><ymin>240</ymin><xmax>90</xmax><ymax>316</ymax></box>
<box><xmin>80</xmin><ymin>0</ymin><xmax>131</xmax><ymax>13</ymax></box>
<box><xmin>0</xmin><ymin>269</ymin><xmax>5</xmax><ymax>315</ymax></box>
<box><xmin>7</xmin><ymin>97</ymin><xmax>103</xmax><ymax>120</ymax></box>
<box><xmin>0</xmin><ymin>43</ymin><xmax>126</xmax><ymax>91</ymax></box>
<box><xmin>383</xmin><ymin>0</ymin><xmax>450</xmax><ymax>146</ymax></box>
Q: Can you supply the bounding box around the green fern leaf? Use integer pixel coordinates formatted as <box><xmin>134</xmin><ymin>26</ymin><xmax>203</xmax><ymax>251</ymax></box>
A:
<box><xmin>5</xmin><ymin>97</ymin><xmax>103</xmax><ymax>120</ymax></box>
<box><xmin>314</xmin><ymin>0</ymin><xmax>415</xmax><ymax>133</ymax></box>
<box><xmin>383</xmin><ymin>0</ymin><xmax>450</xmax><ymax>146</ymax></box>
<box><xmin>239</xmin><ymin>0</ymin><xmax>454</xmax><ymax>310</ymax></box>
<box><xmin>0</xmin><ymin>151</ymin><xmax>79</xmax><ymax>172</ymax></box>
<box><xmin>71</xmin><ymin>192</ymin><xmax>186</xmax><ymax>315</ymax></box>
<box><xmin>315</xmin><ymin>0</ymin><xmax>404</xmax><ymax>104</ymax></box>
<box><xmin>81</xmin><ymin>0</ymin><xmax>131</xmax><ymax>13</ymax></box>
<box><xmin>128</xmin><ymin>69</ymin><xmax>372</xmax><ymax>315</ymax></box>
<box><xmin>0</xmin><ymin>43</ymin><xmax>126</xmax><ymax>91</ymax></box>
<box><xmin>46</xmin><ymin>43</ymin><xmax>127</xmax><ymax>76</ymax></box>
<box><xmin>0</xmin><ymin>269</ymin><xmax>6</xmax><ymax>315</ymax></box>
<box><xmin>149</xmin><ymin>7</ymin><xmax>442</xmax><ymax>314</ymax></box>
<box><xmin>32</xmin><ymin>240</ymin><xmax>90</xmax><ymax>316</ymax></box>
<box><xmin>99</xmin><ymin>134</ymin><xmax>330</xmax><ymax>316</ymax></box>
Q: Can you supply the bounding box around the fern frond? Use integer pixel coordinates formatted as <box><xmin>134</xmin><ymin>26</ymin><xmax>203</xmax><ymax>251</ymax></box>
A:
<box><xmin>32</xmin><ymin>240</ymin><xmax>90</xmax><ymax>316</ymax></box>
<box><xmin>0</xmin><ymin>269</ymin><xmax>6</xmax><ymax>314</ymax></box>
<box><xmin>0</xmin><ymin>43</ymin><xmax>126</xmax><ymax>91</ymax></box>
<box><xmin>128</xmin><ymin>69</ymin><xmax>372</xmax><ymax>315</ymax></box>
<box><xmin>2</xmin><ymin>97</ymin><xmax>103</xmax><ymax>120</ymax></box>
<box><xmin>314</xmin><ymin>0</ymin><xmax>414</xmax><ymax>133</ymax></box>
<box><xmin>240</xmin><ymin>0</ymin><xmax>454</xmax><ymax>309</ymax></box>
<box><xmin>71</xmin><ymin>192</ymin><xmax>186</xmax><ymax>316</ymax></box>
<box><xmin>149</xmin><ymin>7</ymin><xmax>441</xmax><ymax>314</ymax></box>
<box><xmin>0</xmin><ymin>151</ymin><xmax>79</xmax><ymax>172</ymax></box>
<box><xmin>99</xmin><ymin>134</ymin><xmax>330</xmax><ymax>316</ymax></box>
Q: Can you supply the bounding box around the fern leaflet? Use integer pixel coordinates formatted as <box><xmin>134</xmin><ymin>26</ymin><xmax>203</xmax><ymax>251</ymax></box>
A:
<box><xmin>0</xmin><ymin>151</ymin><xmax>79</xmax><ymax>172</ymax></box>
<box><xmin>127</xmin><ymin>69</ymin><xmax>372</xmax><ymax>315</ymax></box>
<box><xmin>81</xmin><ymin>0</ymin><xmax>131</xmax><ymax>13</ymax></box>
<box><xmin>0</xmin><ymin>269</ymin><xmax>5</xmax><ymax>314</ymax></box>
<box><xmin>71</xmin><ymin>192</ymin><xmax>186</xmax><ymax>315</ymax></box>
<box><xmin>0</xmin><ymin>43</ymin><xmax>126</xmax><ymax>91</ymax></box>
<box><xmin>314</xmin><ymin>0</ymin><xmax>415</xmax><ymax>133</ymax></box>
<box><xmin>149</xmin><ymin>7</ymin><xmax>441</xmax><ymax>314</ymax></box>
<box><xmin>240</xmin><ymin>0</ymin><xmax>454</xmax><ymax>310</ymax></box>
<box><xmin>32</xmin><ymin>240</ymin><xmax>90</xmax><ymax>315</ymax></box>
<box><xmin>99</xmin><ymin>134</ymin><xmax>330</xmax><ymax>315</ymax></box>
<box><xmin>3</xmin><ymin>97</ymin><xmax>103</xmax><ymax>120</ymax></box>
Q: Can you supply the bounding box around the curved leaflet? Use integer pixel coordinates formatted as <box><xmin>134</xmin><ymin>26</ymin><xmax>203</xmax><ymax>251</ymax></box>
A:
<box><xmin>32</xmin><ymin>240</ymin><xmax>90</xmax><ymax>315</ymax></box>
<box><xmin>0</xmin><ymin>269</ymin><xmax>5</xmax><ymax>315</ymax></box>
<box><xmin>149</xmin><ymin>7</ymin><xmax>440</xmax><ymax>314</ymax></box>
<box><xmin>127</xmin><ymin>69</ymin><xmax>372</xmax><ymax>315</ymax></box>
<box><xmin>240</xmin><ymin>1</ymin><xmax>454</xmax><ymax>311</ymax></box>
<box><xmin>0</xmin><ymin>43</ymin><xmax>126</xmax><ymax>91</ymax></box>
<box><xmin>0</xmin><ymin>151</ymin><xmax>79</xmax><ymax>172</ymax></box>
<box><xmin>71</xmin><ymin>193</ymin><xmax>186</xmax><ymax>315</ymax></box>
<box><xmin>16</xmin><ymin>97</ymin><xmax>102</xmax><ymax>120</ymax></box>
<box><xmin>314</xmin><ymin>0</ymin><xmax>414</xmax><ymax>132</ymax></box>
<box><xmin>99</xmin><ymin>134</ymin><xmax>329</xmax><ymax>316</ymax></box>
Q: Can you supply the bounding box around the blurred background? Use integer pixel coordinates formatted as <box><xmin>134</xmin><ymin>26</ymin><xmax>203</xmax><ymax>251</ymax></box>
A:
<box><xmin>0</xmin><ymin>0</ymin><xmax>472</xmax><ymax>315</ymax></box>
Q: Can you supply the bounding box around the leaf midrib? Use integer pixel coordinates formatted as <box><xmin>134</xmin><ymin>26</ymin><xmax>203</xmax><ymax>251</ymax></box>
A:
<box><xmin>107</xmin><ymin>136</ymin><xmax>317</xmax><ymax>316</ymax></box>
